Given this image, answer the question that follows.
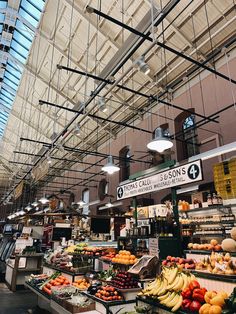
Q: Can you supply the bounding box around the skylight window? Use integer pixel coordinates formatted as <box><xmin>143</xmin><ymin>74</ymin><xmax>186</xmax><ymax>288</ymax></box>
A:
<box><xmin>0</xmin><ymin>0</ymin><xmax>45</xmax><ymax>138</ymax></box>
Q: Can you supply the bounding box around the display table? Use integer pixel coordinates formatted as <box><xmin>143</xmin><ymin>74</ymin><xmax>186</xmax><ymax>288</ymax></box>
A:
<box><xmin>5</xmin><ymin>253</ymin><xmax>43</xmax><ymax>291</ymax></box>
<box><xmin>25</xmin><ymin>282</ymin><xmax>101</xmax><ymax>314</ymax></box>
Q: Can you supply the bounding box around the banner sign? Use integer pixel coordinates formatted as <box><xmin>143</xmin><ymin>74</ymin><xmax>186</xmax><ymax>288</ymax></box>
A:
<box><xmin>117</xmin><ymin>160</ymin><xmax>203</xmax><ymax>200</ymax></box>
<box><xmin>14</xmin><ymin>181</ymin><xmax>24</xmax><ymax>199</ymax></box>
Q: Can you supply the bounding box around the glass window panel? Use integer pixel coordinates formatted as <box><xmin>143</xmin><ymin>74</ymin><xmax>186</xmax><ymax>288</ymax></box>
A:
<box><xmin>4</xmin><ymin>72</ymin><xmax>20</xmax><ymax>86</ymax></box>
<box><xmin>3</xmin><ymin>77</ymin><xmax>18</xmax><ymax>90</ymax></box>
<box><xmin>19</xmin><ymin>7</ymin><xmax>38</xmax><ymax>28</ymax></box>
<box><xmin>11</xmin><ymin>39</ymin><xmax>28</xmax><ymax>58</ymax></box>
<box><xmin>10</xmin><ymin>48</ymin><xmax>27</xmax><ymax>64</ymax></box>
<box><xmin>21</xmin><ymin>0</ymin><xmax>41</xmax><ymax>20</ymax></box>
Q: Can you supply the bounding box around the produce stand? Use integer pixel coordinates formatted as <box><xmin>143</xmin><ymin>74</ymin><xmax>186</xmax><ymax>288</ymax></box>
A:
<box><xmin>25</xmin><ymin>281</ymin><xmax>99</xmax><ymax>314</ymax></box>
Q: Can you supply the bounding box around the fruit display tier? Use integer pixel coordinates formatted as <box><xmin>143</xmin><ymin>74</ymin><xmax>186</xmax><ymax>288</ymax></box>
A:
<box><xmin>190</xmin><ymin>270</ymin><xmax>236</xmax><ymax>283</ymax></box>
<box><xmin>179</xmin><ymin>204</ymin><xmax>236</xmax><ymax>214</ymax></box>
<box><xmin>136</xmin><ymin>296</ymin><xmax>186</xmax><ymax>314</ymax></box>
<box><xmin>184</xmin><ymin>250</ymin><xmax>236</xmax><ymax>257</ymax></box>
<box><xmin>42</xmin><ymin>264</ymin><xmax>92</xmax><ymax>283</ymax></box>
<box><xmin>81</xmin><ymin>291</ymin><xmax>136</xmax><ymax>314</ymax></box>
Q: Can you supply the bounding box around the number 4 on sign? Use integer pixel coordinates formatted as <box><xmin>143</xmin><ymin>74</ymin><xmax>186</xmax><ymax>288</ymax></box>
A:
<box><xmin>188</xmin><ymin>164</ymin><xmax>200</xmax><ymax>180</ymax></box>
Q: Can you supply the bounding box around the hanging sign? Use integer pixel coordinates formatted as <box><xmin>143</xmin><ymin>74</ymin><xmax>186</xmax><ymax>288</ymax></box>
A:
<box><xmin>32</xmin><ymin>160</ymin><xmax>49</xmax><ymax>182</ymax></box>
<box><xmin>14</xmin><ymin>181</ymin><xmax>24</xmax><ymax>199</ymax></box>
<box><xmin>117</xmin><ymin>160</ymin><xmax>202</xmax><ymax>200</ymax></box>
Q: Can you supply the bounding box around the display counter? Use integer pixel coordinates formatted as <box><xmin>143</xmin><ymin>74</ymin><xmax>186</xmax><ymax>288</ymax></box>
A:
<box><xmin>25</xmin><ymin>282</ymin><xmax>100</xmax><ymax>314</ymax></box>
<box><xmin>5</xmin><ymin>253</ymin><xmax>43</xmax><ymax>291</ymax></box>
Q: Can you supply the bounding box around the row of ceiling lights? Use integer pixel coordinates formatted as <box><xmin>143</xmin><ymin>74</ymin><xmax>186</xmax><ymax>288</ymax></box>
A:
<box><xmin>7</xmin><ymin>57</ymin><xmax>173</xmax><ymax>215</ymax></box>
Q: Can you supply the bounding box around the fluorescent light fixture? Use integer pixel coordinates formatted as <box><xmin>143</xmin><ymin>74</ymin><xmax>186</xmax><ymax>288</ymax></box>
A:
<box><xmin>176</xmin><ymin>185</ymin><xmax>199</xmax><ymax>195</ymax></box>
<box><xmin>101</xmin><ymin>155</ymin><xmax>120</xmax><ymax>175</ymax></box>
<box><xmin>135</xmin><ymin>55</ymin><xmax>150</xmax><ymax>75</ymax></box>
<box><xmin>147</xmin><ymin>127</ymin><xmax>173</xmax><ymax>153</ymax></box>
<box><xmin>189</xmin><ymin>141</ymin><xmax>236</xmax><ymax>162</ymax></box>
<box><xmin>97</xmin><ymin>97</ymin><xmax>107</xmax><ymax>112</ymax></box>
<box><xmin>39</xmin><ymin>195</ymin><xmax>49</xmax><ymax>204</ymax></box>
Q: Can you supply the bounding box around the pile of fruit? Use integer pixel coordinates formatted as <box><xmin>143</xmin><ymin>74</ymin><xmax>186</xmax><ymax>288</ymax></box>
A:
<box><xmin>100</xmin><ymin>251</ymin><xmax>116</xmax><ymax>261</ymax></box>
<box><xmin>110</xmin><ymin>271</ymin><xmax>139</xmax><ymax>290</ymax></box>
<box><xmin>72</xmin><ymin>278</ymin><xmax>90</xmax><ymax>290</ymax></box>
<box><xmin>181</xmin><ymin>280</ymin><xmax>208</xmax><ymax>312</ymax></box>
<box><xmin>199</xmin><ymin>290</ymin><xmax>229</xmax><ymax>314</ymax></box>
<box><xmin>139</xmin><ymin>266</ymin><xmax>196</xmax><ymax>312</ymax></box>
<box><xmin>195</xmin><ymin>252</ymin><xmax>236</xmax><ymax>275</ymax></box>
<box><xmin>94</xmin><ymin>285</ymin><xmax>123</xmax><ymax>302</ymax></box>
<box><xmin>188</xmin><ymin>239</ymin><xmax>222</xmax><ymax>251</ymax></box>
<box><xmin>40</xmin><ymin>275</ymin><xmax>71</xmax><ymax>295</ymax></box>
<box><xmin>45</xmin><ymin>250</ymin><xmax>72</xmax><ymax>270</ymax></box>
<box><xmin>112</xmin><ymin>250</ymin><xmax>137</xmax><ymax>265</ymax></box>
<box><xmin>162</xmin><ymin>255</ymin><xmax>196</xmax><ymax>270</ymax></box>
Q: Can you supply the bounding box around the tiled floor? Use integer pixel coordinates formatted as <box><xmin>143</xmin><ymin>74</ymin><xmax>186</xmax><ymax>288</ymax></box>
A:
<box><xmin>0</xmin><ymin>283</ymin><xmax>40</xmax><ymax>314</ymax></box>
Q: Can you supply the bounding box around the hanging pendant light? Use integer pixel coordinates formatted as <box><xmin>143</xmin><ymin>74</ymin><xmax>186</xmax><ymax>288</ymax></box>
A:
<box><xmin>101</xmin><ymin>155</ymin><xmax>120</xmax><ymax>175</ymax></box>
<box><xmin>39</xmin><ymin>195</ymin><xmax>49</xmax><ymax>204</ymax></box>
<box><xmin>32</xmin><ymin>199</ymin><xmax>39</xmax><ymax>207</ymax></box>
<box><xmin>147</xmin><ymin>127</ymin><xmax>173</xmax><ymax>153</ymax></box>
<box><xmin>25</xmin><ymin>203</ymin><xmax>32</xmax><ymax>211</ymax></box>
<box><xmin>77</xmin><ymin>200</ymin><xmax>86</xmax><ymax>207</ymax></box>
<box><xmin>105</xmin><ymin>199</ymin><xmax>113</xmax><ymax>208</ymax></box>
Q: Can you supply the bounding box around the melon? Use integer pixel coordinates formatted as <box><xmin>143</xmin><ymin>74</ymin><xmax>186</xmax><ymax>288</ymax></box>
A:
<box><xmin>221</xmin><ymin>238</ymin><xmax>236</xmax><ymax>252</ymax></box>
<box><xmin>230</xmin><ymin>227</ymin><xmax>236</xmax><ymax>241</ymax></box>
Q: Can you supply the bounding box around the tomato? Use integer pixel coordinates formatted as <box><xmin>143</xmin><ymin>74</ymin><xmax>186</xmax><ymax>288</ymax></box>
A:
<box><xmin>45</xmin><ymin>283</ymin><xmax>51</xmax><ymax>289</ymax></box>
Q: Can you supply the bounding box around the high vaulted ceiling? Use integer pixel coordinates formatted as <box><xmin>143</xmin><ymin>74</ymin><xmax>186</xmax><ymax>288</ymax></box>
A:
<box><xmin>0</xmin><ymin>0</ymin><xmax>236</xmax><ymax>204</ymax></box>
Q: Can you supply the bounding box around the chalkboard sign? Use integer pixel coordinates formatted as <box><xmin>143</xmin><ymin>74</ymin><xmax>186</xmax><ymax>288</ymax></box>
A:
<box><xmin>52</xmin><ymin>227</ymin><xmax>72</xmax><ymax>241</ymax></box>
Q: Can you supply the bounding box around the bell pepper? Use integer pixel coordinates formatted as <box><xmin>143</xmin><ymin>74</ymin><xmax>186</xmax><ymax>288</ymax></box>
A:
<box><xmin>189</xmin><ymin>280</ymin><xmax>200</xmax><ymax>291</ymax></box>
<box><xmin>192</xmin><ymin>289</ymin><xmax>205</xmax><ymax>303</ymax></box>
<box><xmin>182</xmin><ymin>298</ymin><xmax>192</xmax><ymax>311</ymax></box>
<box><xmin>181</xmin><ymin>287</ymin><xmax>192</xmax><ymax>299</ymax></box>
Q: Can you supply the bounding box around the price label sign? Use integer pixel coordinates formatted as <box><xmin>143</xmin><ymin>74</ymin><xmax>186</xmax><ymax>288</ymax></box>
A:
<box><xmin>149</xmin><ymin>238</ymin><xmax>159</xmax><ymax>257</ymax></box>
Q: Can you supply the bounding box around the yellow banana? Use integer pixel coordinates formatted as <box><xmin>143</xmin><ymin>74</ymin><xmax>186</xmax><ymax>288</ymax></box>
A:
<box><xmin>181</xmin><ymin>273</ymin><xmax>188</xmax><ymax>290</ymax></box>
<box><xmin>160</xmin><ymin>291</ymin><xmax>175</xmax><ymax>305</ymax></box>
<box><xmin>158</xmin><ymin>291</ymin><xmax>170</xmax><ymax>301</ymax></box>
<box><xmin>167</xmin><ymin>274</ymin><xmax>180</xmax><ymax>290</ymax></box>
<box><xmin>167</xmin><ymin>294</ymin><xmax>180</xmax><ymax>308</ymax></box>
<box><xmin>167</xmin><ymin>267</ymin><xmax>178</xmax><ymax>285</ymax></box>
<box><xmin>157</xmin><ymin>278</ymin><xmax>168</xmax><ymax>296</ymax></box>
<box><xmin>171</xmin><ymin>295</ymin><xmax>183</xmax><ymax>312</ymax></box>
<box><xmin>172</xmin><ymin>274</ymin><xmax>184</xmax><ymax>291</ymax></box>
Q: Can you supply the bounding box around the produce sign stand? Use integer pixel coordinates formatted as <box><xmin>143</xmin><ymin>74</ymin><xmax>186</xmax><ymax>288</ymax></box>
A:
<box><xmin>81</xmin><ymin>291</ymin><xmax>136</xmax><ymax>314</ymax></box>
<box><xmin>43</xmin><ymin>263</ymin><xmax>92</xmax><ymax>282</ymax></box>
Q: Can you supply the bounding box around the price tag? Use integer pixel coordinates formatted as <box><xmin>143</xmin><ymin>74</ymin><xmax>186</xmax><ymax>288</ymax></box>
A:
<box><xmin>149</xmin><ymin>238</ymin><xmax>159</xmax><ymax>257</ymax></box>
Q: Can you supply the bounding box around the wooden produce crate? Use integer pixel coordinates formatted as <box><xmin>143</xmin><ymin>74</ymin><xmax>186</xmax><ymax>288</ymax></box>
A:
<box><xmin>63</xmin><ymin>299</ymin><xmax>95</xmax><ymax>313</ymax></box>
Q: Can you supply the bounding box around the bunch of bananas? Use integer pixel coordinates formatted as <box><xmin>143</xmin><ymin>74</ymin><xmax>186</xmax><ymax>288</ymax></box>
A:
<box><xmin>138</xmin><ymin>266</ymin><xmax>196</xmax><ymax>312</ymax></box>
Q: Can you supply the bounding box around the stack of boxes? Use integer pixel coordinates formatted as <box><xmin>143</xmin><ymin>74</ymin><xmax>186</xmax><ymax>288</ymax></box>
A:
<box><xmin>214</xmin><ymin>158</ymin><xmax>236</xmax><ymax>199</ymax></box>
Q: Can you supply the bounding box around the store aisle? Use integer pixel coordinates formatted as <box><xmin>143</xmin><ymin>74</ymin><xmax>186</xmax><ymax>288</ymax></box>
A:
<box><xmin>0</xmin><ymin>283</ymin><xmax>45</xmax><ymax>314</ymax></box>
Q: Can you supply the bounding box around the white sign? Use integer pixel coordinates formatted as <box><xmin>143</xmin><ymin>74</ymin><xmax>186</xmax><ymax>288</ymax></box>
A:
<box><xmin>117</xmin><ymin>160</ymin><xmax>202</xmax><ymax>200</ymax></box>
<box><xmin>149</xmin><ymin>238</ymin><xmax>159</xmax><ymax>257</ymax></box>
